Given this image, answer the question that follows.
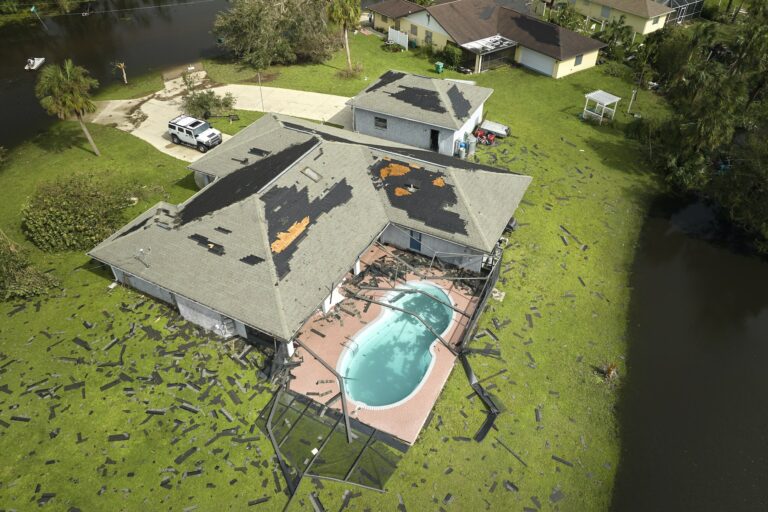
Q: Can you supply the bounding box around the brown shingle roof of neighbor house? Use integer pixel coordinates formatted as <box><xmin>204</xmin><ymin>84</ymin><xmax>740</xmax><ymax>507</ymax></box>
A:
<box><xmin>90</xmin><ymin>115</ymin><xmax>531</xmax><ymax>343</ymax></box>
<box><xmin>593</xmin><ymin>0</ymin><xmax>675</xmax><ymax>19</ymax></box>
<box><xmin>497</xmin><ymin>8</ymin><xmax>607</xmax><ymax>60</ymax></box>
<box><xmin>367</xmin><ymin>0</ymin><xmax>425</xmax><ymax>19</ymax></box>
<box><xmin>426</xmin><ymin>0</ymin><xmax>605</xmax><ymax>60</ymax></box>
<box><xmin>426</xmin><ymin>0</ymin><xmax>502</xmax><ymax>45</ymax></box>
<box><xmin>347</xmin><ymin>70</ymin><xmax>494</xmax><ymax>130</ymax></box>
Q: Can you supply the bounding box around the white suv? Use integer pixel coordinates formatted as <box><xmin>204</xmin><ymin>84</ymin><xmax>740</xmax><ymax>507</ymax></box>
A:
<box><xmin>168</xmin><ymin>115</ymin><xmax>222</xmax><ymax>153</ymax></box>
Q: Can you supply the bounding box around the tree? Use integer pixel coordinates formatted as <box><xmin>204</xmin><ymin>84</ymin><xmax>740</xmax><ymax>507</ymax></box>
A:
<box><xmin>595</xmin><ymin>15</ymin><xmax>634</xmax><ymax>60</ymax></box>
<box><xmin>214</xmin><ymin>0</ymin><xmax>336</xmax><ymax>70</ymax></box>
<box><xmin>114</xmin><ymin>61</ymin><xmax>128</xmax><ymax>84</ymax></box>
<box><xmin>327</xmin><ymin>0</ymin><xmax>360</xmax><ymax>73</ymax></box>
<box><xmin>35</xmin><ymin>59</ymin><xmax>101</xmax><ymax>157</ymax></box>
<box><xmin>180</xmin><ymin>71</ymin><xmax>236</xmax><ymax>118</ymax></box>
<box><xmin>550</xmin><ymin>2</ymin><xmax>584</xmax><ymax>32</ymax></box>
<box><xmin>632</xmin><ymin>6</ymin><xmax>768</xmax><ymax>252</ymax></box>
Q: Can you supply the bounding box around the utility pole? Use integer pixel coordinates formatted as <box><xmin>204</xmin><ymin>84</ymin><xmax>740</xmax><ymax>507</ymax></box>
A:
<box><xmin>30</xmin><ymin>5</ymin><xmax>48</xmax><ymax>31</ymax></box>
<box><xmin>627</xmin><ymin>88</ymin><xmax>637</xmax><ymax>114</ymax></box>
<box><xmin>257</xmin><ymin>72</ymin><xmax>265</xmax><ymax>112</ymax></box>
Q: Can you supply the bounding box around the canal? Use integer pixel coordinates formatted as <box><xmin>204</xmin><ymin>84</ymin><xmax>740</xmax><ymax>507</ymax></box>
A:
<box><xmin>612</xmin><ymin>199</ymin><xmax>768</xmax><ymax>511</ymax></box>
<box><xmin>0</xmin><ymin>0</ymin><xmax>227</xmax><ymax>149</ymax></box>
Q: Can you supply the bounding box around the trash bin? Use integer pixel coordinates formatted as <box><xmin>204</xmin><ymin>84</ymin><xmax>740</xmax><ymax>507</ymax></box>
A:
<box><xmin>435</xmin><ymin>61</ymin><xmax>444</xmax><ymax>74</ymax></box>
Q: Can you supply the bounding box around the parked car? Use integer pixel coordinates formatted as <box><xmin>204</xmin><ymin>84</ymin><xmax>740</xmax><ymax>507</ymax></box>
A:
<box><xmin>168</xmin><ymin>115</ymin><xmax>222</xmax><ymax>153</ymax></box>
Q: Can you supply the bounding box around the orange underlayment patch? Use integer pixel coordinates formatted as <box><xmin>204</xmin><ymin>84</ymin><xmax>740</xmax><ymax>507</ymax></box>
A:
<box><xmin>432</xmin><ymin>177</ymin><xmax>445</xmax><ymax>187</ymax></box>
<box><xmin>379</xmin><ymin>162</ymin><xmax>411</xmax><ymax>180</ymax></box>
<box><xmin>394</xmin><ymin>187</ymin><xmax>412</xmax><ymax>197</ymax></box>
<box><xmin>271</xmin><ymin>216</ymin><xmax>310</xmax><ymax>253</ymax></box>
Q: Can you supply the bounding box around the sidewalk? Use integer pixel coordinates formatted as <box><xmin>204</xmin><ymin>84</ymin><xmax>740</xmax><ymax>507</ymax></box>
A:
<box><xmin>90</xmin><ymin>72</ymin><xmax>351</xmax><ymax>162</ymax></box>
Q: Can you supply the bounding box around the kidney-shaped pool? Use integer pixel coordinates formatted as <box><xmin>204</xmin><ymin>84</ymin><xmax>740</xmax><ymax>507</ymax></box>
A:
<box><xmin>338</xmin><ymin>281</ymin><xmax>455</xmax><ymax>409</ymax></box>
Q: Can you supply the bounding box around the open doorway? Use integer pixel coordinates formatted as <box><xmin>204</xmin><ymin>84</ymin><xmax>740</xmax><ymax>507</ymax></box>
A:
<box><xmin>430</xmin><ymin>129</ymin><xmax>439</xmax><ymax>151</ymax></box>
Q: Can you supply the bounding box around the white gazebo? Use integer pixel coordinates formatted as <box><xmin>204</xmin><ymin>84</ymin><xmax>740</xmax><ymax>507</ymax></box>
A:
<box><xmin>583</xmin><ymin>90</ymin><xmax>621</xmax><ymax>125</ymax></box>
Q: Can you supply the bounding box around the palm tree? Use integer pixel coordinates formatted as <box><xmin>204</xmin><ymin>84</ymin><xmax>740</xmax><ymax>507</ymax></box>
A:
<box><xmin>35</xmin><ymin>59</ymin><xmax>101</xmax><ymax>156</ymax></box>
<box><xmin>114</xmin><ymin>61</ymin><xmax>128</xmax><ymax>84</ymax></box>
<box><xmin>327</xmin><ymin>0</ymin><xmax>360</xmax><ymax>73</ymax></box>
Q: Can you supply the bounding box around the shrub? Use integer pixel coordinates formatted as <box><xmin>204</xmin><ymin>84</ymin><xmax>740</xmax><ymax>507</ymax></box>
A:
<box><xmin>601</xmin><ymin>60</ymin><xmax>633</xmax><ymax>81</ymax></box>
<box><xmin>182</xmin><ymin>89</ymin><xmax>236</xmax><ymax>119</ymax></box>
<box><xmin>22</xmin><ymin>175</ymin><xmax>130</xmax><ymax>252</ymax></box>
<box><xmin>0</xmin><ymin>232</ymin><xmax>58</xmax><ymax>300</ymax></box>
<box><xmin>438</xmin><ymin>44</ymin><xmax>462</xmax><ymax>68</ymax></box>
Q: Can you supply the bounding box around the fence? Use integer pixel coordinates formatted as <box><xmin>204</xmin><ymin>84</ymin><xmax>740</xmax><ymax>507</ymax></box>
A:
<box><xmin>388</xmin><ymin>27</ymin><xmax>409</xmax><ymax>50</ymax></box>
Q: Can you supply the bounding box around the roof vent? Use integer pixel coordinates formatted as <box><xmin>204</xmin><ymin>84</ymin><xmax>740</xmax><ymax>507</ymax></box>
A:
<box><xmin>301</xmin><ymin>167</ymin><xmax>322</xmax><ymax>183</ymax></box>
<box><xmin>249</xmin><ymin>147</ymin><xmax>271</xmax><ymax>157</ymax></box>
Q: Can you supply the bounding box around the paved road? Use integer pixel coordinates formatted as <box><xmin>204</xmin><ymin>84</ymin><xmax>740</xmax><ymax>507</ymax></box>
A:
<box><xmin>90</xmin><ymin>73</ymin><xmax>351</xmax><ymax>162</ymax></box>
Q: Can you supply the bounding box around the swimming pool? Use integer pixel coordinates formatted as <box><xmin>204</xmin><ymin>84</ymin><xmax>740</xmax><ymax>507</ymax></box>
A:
<box><xmin>338</xmin><ymin>281</ymin><xmax>454</xmax><ymax>409</ymax></box>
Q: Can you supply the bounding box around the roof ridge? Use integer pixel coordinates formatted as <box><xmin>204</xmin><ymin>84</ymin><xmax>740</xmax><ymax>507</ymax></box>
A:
<box><xmin>433</xmin><ymin>81</ymin><xmax>462</xmax><ymax>129</ymax></box>
<box><xmin>253</xmin><ymin>196</ymin><xmax>291</xmax><ymax>340</ymax></box>
<box><xmin>446</xmin><ymin>168</ymin><xmax>493</xmax><ymax>250</ymax></box>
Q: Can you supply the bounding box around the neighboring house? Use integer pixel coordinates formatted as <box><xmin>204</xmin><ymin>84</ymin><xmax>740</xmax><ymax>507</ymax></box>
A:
<box><xmin>663</xmin><ymin>0</ymin><xmax>704</xmax><ymax>25</ymax></box>
<box><xmin>368</xmin><ymin>0</ymin><xmax>605</xmax><ymax>78</ymax></box>
<box><xmin>570</xmin><ymin>0</ymin><xmax>675</xmax><ymax>35</ymax></box>
<box><xmin>88</xmin><ymin>114</ymin><xmax>531</xmax><ymax>354</ymax></box>
<box><xmin>348</xmin><ymin>71</ymin><xmax>493</xmax><ymax>156</ymax></box>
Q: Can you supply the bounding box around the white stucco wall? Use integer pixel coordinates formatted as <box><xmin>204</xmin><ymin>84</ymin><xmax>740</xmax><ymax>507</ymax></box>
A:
<box><xmin>112</xmin><ymin>268</ymin><xmax>176</xmax><ymax>305</ymax></box>
<box><xmin>379</xmin><ymin>224</ymin><xmax>485</xmax><ymax>272</ymax></box>
<box><xmin>450</xmin><ymin>104</ymin><xmax>484</xmax><ymax>155</ymax></box>
<box><xmin>404</xmin><ymin>11</ymin><xmax>451</xmax><ymax>37</ymax></box>
<box><xmin>354</xmin><ymin>105</ymin><xmax>483</xmax><ymax>156</ymax></box>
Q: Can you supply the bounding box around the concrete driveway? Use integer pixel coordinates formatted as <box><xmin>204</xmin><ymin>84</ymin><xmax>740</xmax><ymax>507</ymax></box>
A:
<box><xmin>90</xmin><ymin>73</ymin><xmax>351</xmax><ymax>162</ymax></box>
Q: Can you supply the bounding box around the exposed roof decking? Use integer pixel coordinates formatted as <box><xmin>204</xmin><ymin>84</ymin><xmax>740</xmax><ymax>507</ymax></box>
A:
<box><xmin>90</xmin><ymin>115</ymin><xmax>531</xmax><ymax>342</ymax></box>
<box><xmin>348</xmin><ymin>71</ymin><xmax>494</xmax><ymax>130</ymax></box>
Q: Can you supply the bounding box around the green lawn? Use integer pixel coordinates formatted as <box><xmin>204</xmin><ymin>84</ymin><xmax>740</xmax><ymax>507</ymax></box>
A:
<box><xmin>0</xmin><ymin>125</ymin><xmax>284</xmax><ymax>510</ymax></box>
<box><xmin>1</xmin><ymin>34</ymin><xmax>668</xmax><ymax>511</ymax></box>
<box><xmin>207</xmin><ymin>109</ymin><xmax>265</xmax><ymax>136</ymax></box>
<box><xmin>93</xmin><ymin>71</ymin><xmax>165</xmax><ymax>101</ymax></box>
<box><xmin>205</xmin><ymin>33</ymin><xmax>469</xmax><ymax>97</ymax></box>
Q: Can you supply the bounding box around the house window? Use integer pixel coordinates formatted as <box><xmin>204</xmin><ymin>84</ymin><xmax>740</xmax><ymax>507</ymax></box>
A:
<box><xmin>652</xmin><ymin>16</ymin><xmax>660</xmax><ymax>24</ymax></box>
<box><xmin>601</xmin><ymin>5</ymin><xmax>611</xmax><ymax>18</ymax></box>
<box><xmin>410</xmin><ymin>24</ymin><xmax>418</xmax><ymax>36</ymax></box>
<box><xmin>574</xmin><ymin>54</ymin><xmax>583</xmax><ymax>66</ymax></box>
<box><xmin>425</xmin><ymin>30</ymin><xmax>433</xmax><ymax>44</ymax></box>
<box><xmin>374</xmin><ymin>117</ymin><xmax>387</xmax><ymax>129</ymax></box>
<box><xmin>381</xmin><ymin>15</ymin><xmax>388</xmax><ymax>23</ymax></box>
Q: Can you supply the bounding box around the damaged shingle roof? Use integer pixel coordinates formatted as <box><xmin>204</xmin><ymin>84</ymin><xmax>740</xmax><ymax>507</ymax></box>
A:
<box><xmin>419</xmin><ymin>0</ymin><xmax>605</xmax><ymax>60</ymax></box>
<box><xmin>348</xmin><ymin>71</ymin><xmax>494</xmax><ymax>130</ymax></box>
<box><xmin>367</xmin><ymin>0</ymin><xmax>426</xmax><ymax>19</ymax></box>
<box><xmin>88</xmin><ymin>115</ymin><xmax>530</xmax><ymax>342</ymax></box>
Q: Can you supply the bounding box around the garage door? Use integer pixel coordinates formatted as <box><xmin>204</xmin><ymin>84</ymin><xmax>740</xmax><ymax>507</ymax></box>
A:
<box><xmin>518</xmin><ymin>48</ymin><xmax>555</xmax><ymax>76</ymax></box>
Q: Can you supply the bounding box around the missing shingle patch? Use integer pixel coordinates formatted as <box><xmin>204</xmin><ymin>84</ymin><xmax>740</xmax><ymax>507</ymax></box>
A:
<box><xmin>389</xmin><ymin>86</ymin><xmax>446</xmax><ymax>114</ymax></box>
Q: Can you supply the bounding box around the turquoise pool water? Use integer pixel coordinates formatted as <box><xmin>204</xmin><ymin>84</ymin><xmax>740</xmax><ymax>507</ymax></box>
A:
<box><xmin>338</xmin><ymin>281</ymin><xmax>454</xmax><ymax>408</ymax></box>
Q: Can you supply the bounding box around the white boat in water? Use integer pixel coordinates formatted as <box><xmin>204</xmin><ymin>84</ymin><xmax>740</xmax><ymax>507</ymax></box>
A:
<box><xmin>25</xmin><ymin>58</ymin><xmax>45</xmax><ymax>71</ymax></box>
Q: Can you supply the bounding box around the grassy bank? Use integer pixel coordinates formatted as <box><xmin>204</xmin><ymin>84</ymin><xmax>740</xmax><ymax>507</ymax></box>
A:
<box><xmin>1</xmin><ymin>33</ymin><xmax>667</xmax><ymax>510</ymax></box>
<box><xmin>93</xmin><ymin>72</ymin><xmax>165</xmax><ymax>101</ymax></box>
